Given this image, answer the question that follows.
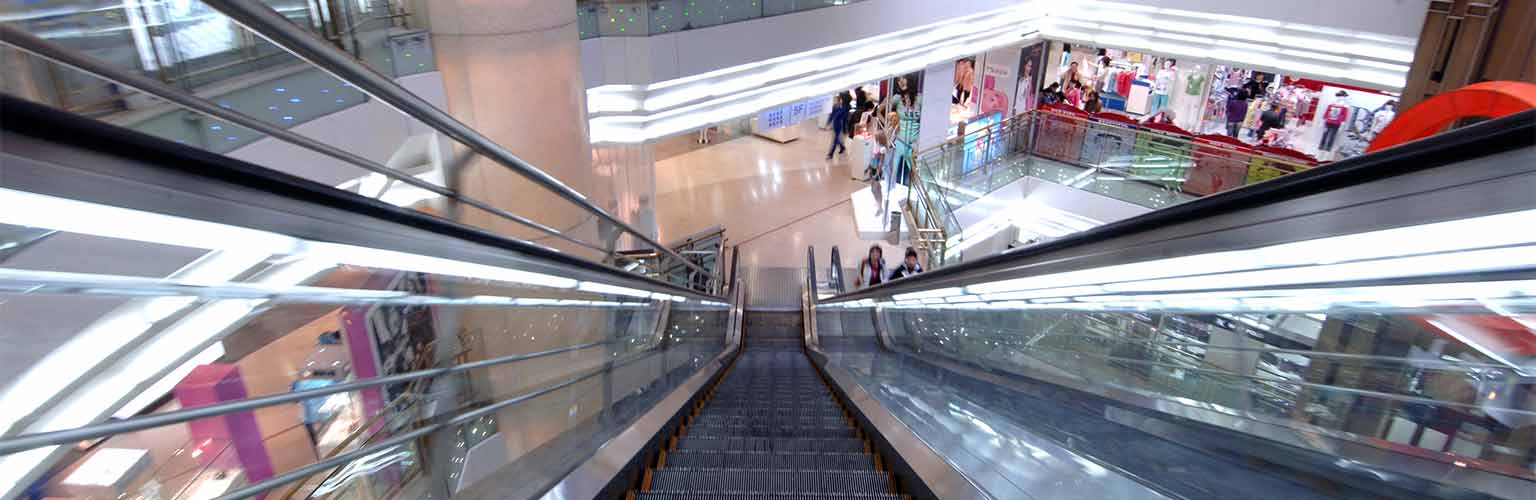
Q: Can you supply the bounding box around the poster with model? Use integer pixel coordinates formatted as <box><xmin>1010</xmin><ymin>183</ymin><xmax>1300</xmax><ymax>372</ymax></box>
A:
<box><xmin>1013</xmin><ymin>42</ymin><xmax>1045</xmax><ymax>116</ymax></box>
<box><xmin>950</xmin><ymin>57</ymin><xmax>978</xmax><ymax>125</ymax></box>
<box><xmin>366</xmin><ymin>271</ymin><xmax>438</xmax><ymax>408</ymax></box>
<box><xmin>978</xmin><ymin>46</ymin><xmax>1019</xmax><ymax>117</ymax></box>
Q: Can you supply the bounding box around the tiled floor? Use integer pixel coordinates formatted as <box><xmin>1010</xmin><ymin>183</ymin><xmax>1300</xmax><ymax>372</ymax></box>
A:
<box><xmin>653</xmin><ymin>122</ymin><xmax>901</xmax><ymax>273</ymax></box>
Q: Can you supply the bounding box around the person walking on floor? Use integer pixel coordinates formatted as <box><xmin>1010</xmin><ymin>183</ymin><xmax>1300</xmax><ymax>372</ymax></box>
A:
<box><xmin>854</xmin><ymin>244</ymin><xmax>887</xmax><ymax>289</ymax></box>
<box><xmin>826</xmin><ymin>94</ymin><xmax>850</xmax><ymax>159</ymax></box>
<box><xmin>888</xmin><ymin>247</ymin><xmax>924</xmax><ymax>280</ymax></box>
<box><xmin>1225</xmin><ymin>89</ymin><xmax>1250</xmax><ymax>138</ymax></box>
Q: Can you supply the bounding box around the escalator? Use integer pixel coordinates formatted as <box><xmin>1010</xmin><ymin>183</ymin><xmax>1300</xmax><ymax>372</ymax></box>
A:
<box><xmin>633</xmin><ymin>311</ymin><xmax>901</xmax><ymax>499</ymax></box>
<box><xmin>2</xmin><ymin>8</ymin><xmax>1535</xmax><ymax>496</ymax></box>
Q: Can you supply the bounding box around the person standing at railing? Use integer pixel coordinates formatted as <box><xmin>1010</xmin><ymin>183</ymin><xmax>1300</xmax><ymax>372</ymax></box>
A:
<box><xmin>888</xmin><ymin>247</ymin><xmax>924</xmax><ymax>280</ymax></box>
<box><xmin>1065</xmin><ymin>80</ymin><xmax>1084</xmax><ymax>108</ymax></box>
<box><xmin>826</xmin><ymin>94</ymin><xmax>850</xmax><ymax>160</ymax></box>
<box><xmin>854</xmin><ymin>244</ymin><xmax>887</xmax><ymax>288</ymax></box>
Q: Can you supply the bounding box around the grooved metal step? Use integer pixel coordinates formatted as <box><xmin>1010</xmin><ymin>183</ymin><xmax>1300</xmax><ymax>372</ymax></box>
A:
<box><xmin>636</xmin><ymin>321</ymin><xmax>897</xmax><ymax>497</ymax></box>
<box><xmin>665</xmin><ymin>450</ymin><xmax>876</xmax><ymax>470</ymax></box>
<box><xmin>638</xmin><ymin>492</ymin><xmax>902</xmax><ymax>500</ymax></box>
<box><xmin>648</xmin><ymin>468</ymin><xmax>892</xmax><ymax>494</ymax></box>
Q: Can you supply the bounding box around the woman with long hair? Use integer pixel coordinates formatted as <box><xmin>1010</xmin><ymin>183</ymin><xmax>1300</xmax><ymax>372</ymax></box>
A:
<box><xmin>854</xmin><ymin>245</ymin><xmax>887</xmax><ymax>289</ymax></box>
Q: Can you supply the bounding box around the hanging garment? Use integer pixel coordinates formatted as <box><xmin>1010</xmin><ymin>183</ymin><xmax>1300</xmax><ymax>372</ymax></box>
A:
<box><xmin>1185</xmin><ymin>72</ymin><xmax>1206</xmax><ymax>96</ymax></box>
<box><xmin>1116</xmin><ymin>71</ymin><xmax>1134</xmax><ymax>96</ymax></box>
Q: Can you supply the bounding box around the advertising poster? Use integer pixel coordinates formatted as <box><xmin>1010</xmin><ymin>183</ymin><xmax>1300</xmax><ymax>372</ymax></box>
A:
<box><xmin>1185</xmin><ymin>134</ymin><xmax>1252</xmax><ymax>195</ymax></box>
<box><xmin>1032</xmin><ymin>103</ymin><xmax>1088</xmax><ymax>164</ymax></box>
<box><xmin>367</xmin><ymin>271</ymin><xmax>437</xmax><ymax>406</ymax></box>
<box><xmin>1079</xmin><ymin>112</ymin><xmax>1137</xmax><ymax>167</ymax></box>
<box><xmin>978</xmin><ymin>46</ymin><xmax>1019</xmax><ymax>117</ymax></box>
<box><xmin>1247</xmin><ymin>146</ymin><xmax>1316</xmax><ymax>184</ymax></box>
<box><xmin>950</xmin><ymin>57</ymin><xmax>978</xmax><ymax>125</ymax></box>
<box><xmin>1013</xmin><ymin>42</ymin><xmax>1046</xmax><ymax>116</ymax></box>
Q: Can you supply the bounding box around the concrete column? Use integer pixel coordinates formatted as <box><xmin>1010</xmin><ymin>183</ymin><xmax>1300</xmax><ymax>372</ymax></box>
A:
<box><xmin>425</xmin><ymin>0</ymin><xmax>608</xmax><ymax>254</ymax></box>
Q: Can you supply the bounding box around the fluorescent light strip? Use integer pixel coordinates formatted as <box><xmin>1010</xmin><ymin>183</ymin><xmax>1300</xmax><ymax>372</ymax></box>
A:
<box><xmin>577</xmin><ymin>281</ymin><xmax>654</xmax><ymax>299</ymax></box>
<box><xmin>0</xmin><ymin>188</ymin><xmax>578</xmax><ymax>290</ymax></box>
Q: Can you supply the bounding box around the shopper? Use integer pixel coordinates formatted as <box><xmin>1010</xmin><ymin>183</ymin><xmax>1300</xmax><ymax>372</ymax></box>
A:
<box><xmin>854</xmin><ymin>244</ymin><xmax>887</xmax><ymax>289</ymax></box>
<box><xmin>826</xmin><ymin>94</ymin><xmax>850</xmax><ymax>159</ymax></box>
<box><xmin>1041</xmin><ymin>83</ymin><xmax>1062</xmax><ymax>105</ymax></box>
<box><xmin>850</xmin><ymin>87</ymin><xmax>872</xmax><ymax>138</ymax></box>
<box><xmin>1257</xmin><ymin>101</ymin><xmax>1286</xmax><ymax>143</ymax></box>
<box><xmin>1224</xmin><ymin>89</ymin><xmax>1249</xmax><ymax>138</ymax></box>
<box><xmin>888</xmin><ymin>247</ymin><xmax>924</xmax><ymax>280</ymax></box>
<box><xmin>1060</xmin><ymin>60</ymin><xmax>1081</xmax><ymax>89</ymax></box>
<box><xmin>1083</xmin><ymin>90</ymin><xmax>1103</xmax><ymax>113</ymax></box>
<box><xmin>1065</xmin><ymin>80</ymin><xmax>1084</xmax><ymax>108</ymax></box>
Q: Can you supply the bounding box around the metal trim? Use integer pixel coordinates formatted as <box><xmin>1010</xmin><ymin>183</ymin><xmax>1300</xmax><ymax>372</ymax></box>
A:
<box><xmin>808</xmin><ymin>347</ymin><xmax>990</xmax><ymax>500</ymax></box>
<box><xmin>538</xmin><ymin>341</ymin><xmax>737</xmax><ymax>500</ymax></box>
<box><xmin>900</xmin><ymin>346</ymin><xmax>1536</xmax><ymax>498</ymax></box>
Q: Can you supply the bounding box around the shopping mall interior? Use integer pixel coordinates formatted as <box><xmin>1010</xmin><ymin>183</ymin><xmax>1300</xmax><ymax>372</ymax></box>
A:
<box><xmin>0</xmin><ymin>0</ymin><xmax>1534</xmax><ymax>499</ymax></box>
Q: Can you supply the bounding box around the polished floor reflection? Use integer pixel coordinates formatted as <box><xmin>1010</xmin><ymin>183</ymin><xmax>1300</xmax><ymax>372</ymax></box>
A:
<box><xmin>653</xmin><ymin>122</ymin><xmax>903</xmax><ymax>272</ymax></box>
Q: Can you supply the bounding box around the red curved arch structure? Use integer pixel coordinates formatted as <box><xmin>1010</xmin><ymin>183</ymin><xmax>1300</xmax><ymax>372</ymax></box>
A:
<box><xmin>1367</xmin><ymin>81</ymin><xmax>1536</xmax><ymax>153</ymax></box>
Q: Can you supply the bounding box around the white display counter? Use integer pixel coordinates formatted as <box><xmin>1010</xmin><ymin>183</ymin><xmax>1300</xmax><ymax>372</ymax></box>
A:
<box><xmin>850</xmin><ymin>184</ymin><xmax>909</xmax><ymax>241</ymax></box>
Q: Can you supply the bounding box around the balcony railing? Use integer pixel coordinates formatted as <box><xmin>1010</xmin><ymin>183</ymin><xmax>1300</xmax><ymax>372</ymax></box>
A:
<box><xmin>908</xmin><ymin>108</ymin><xmax>1322</xmax><ymax>266</ymax></box>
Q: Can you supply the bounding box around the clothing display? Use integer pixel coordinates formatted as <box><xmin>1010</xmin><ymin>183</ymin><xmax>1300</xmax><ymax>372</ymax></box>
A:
<box><xmin>1185</xmin><ymin>73</ymin><xmax>1205</xmax><ymax>96</ymax></box>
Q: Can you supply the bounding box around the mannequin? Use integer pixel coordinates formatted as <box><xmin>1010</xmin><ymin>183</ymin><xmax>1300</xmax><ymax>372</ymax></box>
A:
<box><xmin>1150</xmin><ymin>58</ymin><xmax>1176</xmax><ymax>114</ymax></box>
<box><xmin>1369</xmin><ymin>100</ymin><xmax>1397</xmax><ymax>139</ymax></box>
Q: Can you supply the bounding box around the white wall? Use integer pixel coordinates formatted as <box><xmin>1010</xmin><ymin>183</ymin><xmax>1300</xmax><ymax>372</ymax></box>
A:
<box><xmin>918</xmin><ymin>62</ymin><xmax>955</xmax><ymax>151</ymax></box>
<box><xmin>1106</xmin><ymin>0</ymin><xmax>1429</xmax><ymax>39</ymax></box>
<box><xmin>581</xmin><ymin>0</ymin><xmax>1027</xmax><ymax>87</ymax></box>
<box><xmin>581</xmin><ymin>0</ymin><xmax>1429</xmax><ymax>88</ymax></box>
<box><xmin>225</xmin><ymin>72</ymin><xmax>449</xmax><ymax>186</ymax></box>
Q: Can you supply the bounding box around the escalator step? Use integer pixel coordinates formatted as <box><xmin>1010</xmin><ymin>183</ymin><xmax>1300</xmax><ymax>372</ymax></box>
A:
<box><xmin>685</xmin><ymin>425</ymin><xmax>858</xmax><ymax>438</ymax></box>
<box><xmin>678</xmin><ymin>437</ymin><xmax>867</xmax><ymax>453</ymax></box>
<box><xmin>647</xmin><ymin>468</ymin><xmax>891</xmax><ymax>494</ymax></box>
<box><xmin>665</xmin><ymin>450</ymin><xmax>876</xmax><ymax>470</ymax></box>
<box><xmin>637</xmin><ymin>492</ymin><xmax>901</xmax><ymax>500</ymax></box>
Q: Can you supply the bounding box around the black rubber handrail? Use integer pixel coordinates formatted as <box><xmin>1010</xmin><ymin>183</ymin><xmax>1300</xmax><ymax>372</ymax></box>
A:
<box><xmin>823</xmin><ymin>108</ymin><xmax>1536</xmax><ymax>302</ymax></box>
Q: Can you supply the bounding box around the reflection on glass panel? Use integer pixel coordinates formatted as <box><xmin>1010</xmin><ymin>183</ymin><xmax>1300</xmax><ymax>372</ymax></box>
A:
<box><xmin>0</xmin><ymin>185</ymin><xmax>730</xmax><ymax>499</ymax></box>
<box><xmin>869</xmin><ymin>298</ymin><xmax>1536</xmax><ymax>474</ymax></box>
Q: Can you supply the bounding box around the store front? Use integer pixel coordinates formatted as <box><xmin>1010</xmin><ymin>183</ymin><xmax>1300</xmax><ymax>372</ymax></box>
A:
<box><xmin>1038</xmin><ymin>41</ymin><xmax>1402</xmax><ymax>163</ymax></box>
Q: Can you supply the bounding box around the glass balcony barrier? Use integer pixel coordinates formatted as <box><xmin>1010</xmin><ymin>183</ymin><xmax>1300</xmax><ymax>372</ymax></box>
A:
<box><xmin>0</xmin><ymin>99</ymin><xmax>740</xmax><ymax>499</ymax></box>
<box><xmin>809</xmin><ymin>110</ymin><xmax>1536</xmax><ymax>499</ymax></box>
<box><xmin>909</xmin><ymin>109</ymin><xmax>1320</xmax><ymax>266</ymax></box>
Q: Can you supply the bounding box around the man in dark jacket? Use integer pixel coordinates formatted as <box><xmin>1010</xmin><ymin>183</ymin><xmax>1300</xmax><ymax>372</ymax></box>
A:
<box><xmin>888</xmin><ymin>247</ymin><xmax>924</xmax><ymax>280</ymax></box>
<box><xmin>1257</xmin><ymin>102</ymin><xmax>1287</xmax><ymax>144</ymax></box>
<box><xmin>827</xmin><ymin>94</ymin><xmax>850</xmax><ymax>159</ymax></box>
<box><xmin>1224</xmin><ymin>89</ymin><xmax>1250</xmax><ymax>138</ymax></box>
